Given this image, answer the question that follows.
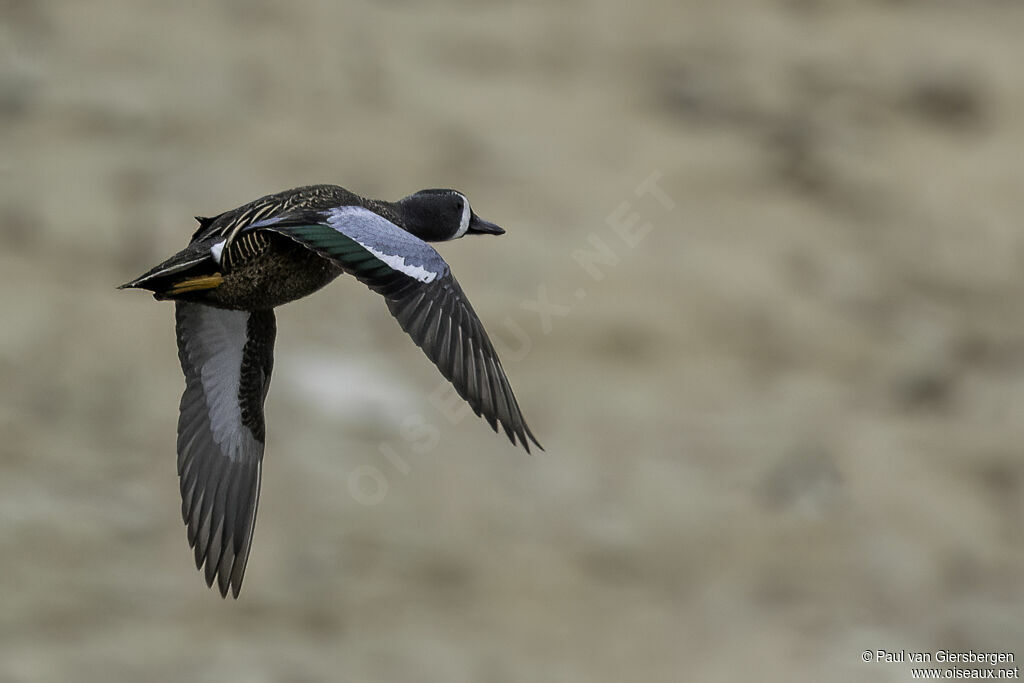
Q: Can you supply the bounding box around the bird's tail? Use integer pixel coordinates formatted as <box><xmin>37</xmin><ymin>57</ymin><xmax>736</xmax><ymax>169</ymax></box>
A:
<box><xmin>119</xmin><ymin>247</ymin><xmax>222</xmax><ymax>300</ymax></box>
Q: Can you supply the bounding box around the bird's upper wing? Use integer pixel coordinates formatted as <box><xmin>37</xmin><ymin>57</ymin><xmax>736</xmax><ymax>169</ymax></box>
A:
<box><xmin>175</xmin><ymin>301</ymin><xmax>276</xmax><ymax>598</ymax></box>
<box><xmin>188</xmin><ymin>185</ymin><xmax>359</xmax><ymax>244</ymax></box>
<box><xmin>249</xmin><ymin>207</ymin><xmax>541</xmax><ymax>452</ymax></box>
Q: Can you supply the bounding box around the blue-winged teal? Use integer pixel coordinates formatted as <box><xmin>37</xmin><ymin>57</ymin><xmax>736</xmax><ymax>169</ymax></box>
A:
<box><xmin>121</xmin><ymin>184</ymin><xmax>541</xmax><ymax>597</ymax></box>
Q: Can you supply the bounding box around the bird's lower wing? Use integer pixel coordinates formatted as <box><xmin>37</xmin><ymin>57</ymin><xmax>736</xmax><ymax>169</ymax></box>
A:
<box><xmin>250</xmin><ymin>208</ymin><xmax>541</xmax><ymax>452</ymax></box>
<box><xmin>175</xmin><ymin>302</ymin><xmax>276</xmax><ymax>597</ymax></box>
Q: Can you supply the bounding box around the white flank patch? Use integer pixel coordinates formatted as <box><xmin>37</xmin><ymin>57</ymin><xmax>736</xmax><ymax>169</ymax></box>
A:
<box><xmin>210</xmin><ymin>239</ymin><xmax>226</xmax><ymax>264</ymax></box>
<box><xmin>453</xmin><ymin>193</ymin><xmax>471</xmax><ymax>239</ymax></box>
<box><xmin>363</xmin><ymin>244</ymin><xmax>438</xmax><ymax>283</ymax></box>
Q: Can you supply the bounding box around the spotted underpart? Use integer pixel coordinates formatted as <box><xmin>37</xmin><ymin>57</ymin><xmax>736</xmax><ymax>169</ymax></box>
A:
<box><xmin>199</xmin><ymin>232</ymin><xmax>342</xmax><ymax>311</ymax></box>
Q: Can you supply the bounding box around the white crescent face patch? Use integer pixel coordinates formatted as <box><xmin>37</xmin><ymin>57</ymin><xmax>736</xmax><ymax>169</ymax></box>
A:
<box><xmin>453</xmin><ymin>193</ymin><xmax>471</xmax><ymax>240</ymax></box>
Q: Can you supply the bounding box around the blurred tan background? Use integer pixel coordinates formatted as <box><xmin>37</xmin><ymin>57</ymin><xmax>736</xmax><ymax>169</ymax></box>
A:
<box><xmin>3</xmin><ymin>1</ymin><xmax>1024</xmax><ymax>681</ymax></box>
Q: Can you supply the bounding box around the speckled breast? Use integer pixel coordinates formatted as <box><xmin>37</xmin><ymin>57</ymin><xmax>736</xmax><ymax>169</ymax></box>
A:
<box><xmin>207</xmin><ymin>231</ymin><xmax>344</xmax><ymax>310</ymax></box>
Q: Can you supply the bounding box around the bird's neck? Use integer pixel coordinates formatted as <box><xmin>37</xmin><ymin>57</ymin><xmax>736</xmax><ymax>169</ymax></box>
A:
<box><xmin>362</xmin><ymin>199</ymin><xmax>405</xmax><ymax>228</ymax></box>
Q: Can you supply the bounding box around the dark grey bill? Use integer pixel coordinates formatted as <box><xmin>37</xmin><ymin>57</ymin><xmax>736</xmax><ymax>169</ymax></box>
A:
<box><xmin>467</xmin><ymin>214</ymin><xmax>505</xmax><ymax>235</ymax></box>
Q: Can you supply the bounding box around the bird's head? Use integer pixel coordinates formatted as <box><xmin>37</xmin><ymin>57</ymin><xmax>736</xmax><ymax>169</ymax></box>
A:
<box><xmin>397</xmin><ymin>189</ymin><xmax>505</xmax><ymax>242</ymax></box>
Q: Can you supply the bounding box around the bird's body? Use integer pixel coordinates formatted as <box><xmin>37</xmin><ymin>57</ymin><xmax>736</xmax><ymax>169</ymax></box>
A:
<box><xmin>121</xmin><ymin>184</ymin><xmax>540</xmax><ymax>597</ymax></box>
<box><xmin>131</xmin><ymin>185</ymin><xmax>358</xmax><ymax>309</ymax></box>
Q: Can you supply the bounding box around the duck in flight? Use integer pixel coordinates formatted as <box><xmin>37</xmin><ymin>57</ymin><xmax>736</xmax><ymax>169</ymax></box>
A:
<box><xmin>120</xmin><ymin>185</ymin><xmax>541</xmax><ymax>598</ymax></box>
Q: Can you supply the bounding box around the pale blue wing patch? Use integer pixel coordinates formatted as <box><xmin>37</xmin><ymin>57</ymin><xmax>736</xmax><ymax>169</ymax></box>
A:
<box><xmin>324</xmin><ymin>206</ymin><xmax>447</xmax><ymax>283</ymax></box>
